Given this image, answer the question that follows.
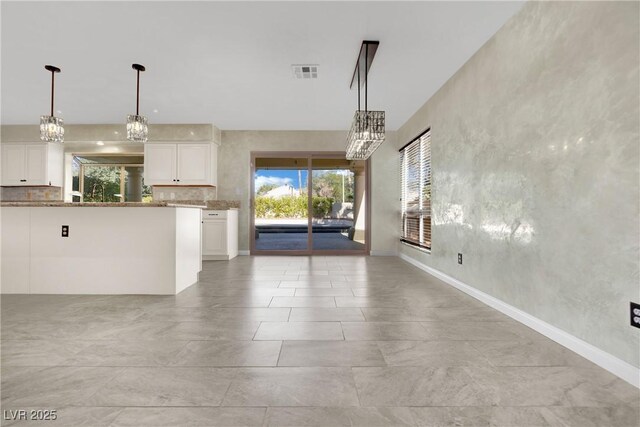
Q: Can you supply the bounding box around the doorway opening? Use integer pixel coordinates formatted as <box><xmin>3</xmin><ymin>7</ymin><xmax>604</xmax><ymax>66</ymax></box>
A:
<box><xmin>251</xmin><ymin>152</ymin><xmax>369</xmax><ymax>255</ymax></box>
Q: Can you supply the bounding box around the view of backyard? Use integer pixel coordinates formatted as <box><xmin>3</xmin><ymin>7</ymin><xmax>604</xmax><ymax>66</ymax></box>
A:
<box><xmin>254</xmin><ymin>164</ymin><xmax>365</xmax><ymax>251</ymax></box>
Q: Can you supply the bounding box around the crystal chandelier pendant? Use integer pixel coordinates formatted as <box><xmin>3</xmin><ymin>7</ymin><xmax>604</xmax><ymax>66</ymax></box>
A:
<box><xmin>126</xmin><ymin>63</ymin><xmax>148</xmax><ymax>142</ymax></box>
<box><xmin>345</xmin><ymin>41</ymin><xmax>385</xmax><ymax>160</ymax></box>
<box><xmin>40</xmin><ymin>65</ymin><xmax>64</xmax><ymax>143</ymax></box>
<box><xmin>346</xmin><ymin>110</ymin><xmax>385</xmax><ymax>160</ymax></box>
<box><xmin>126</xmin><ymin>114</ymin><xmax>148</xmax><ymax>142</ymax></box>
<box><xmin>40</xmin><ymin>115</ymin><xmax>64</xmax><ymax>143</ymax></box>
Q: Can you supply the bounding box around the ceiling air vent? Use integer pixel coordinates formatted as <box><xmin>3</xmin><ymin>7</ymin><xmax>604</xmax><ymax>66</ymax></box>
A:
<box><xmin>292</xmin><ymin>64</ymin><xmax>318</xmax><ymax>79</ymax></box>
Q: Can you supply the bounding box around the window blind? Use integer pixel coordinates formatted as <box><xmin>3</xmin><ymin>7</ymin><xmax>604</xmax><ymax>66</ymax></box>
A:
<box><xmin>400</xmin><ymin>129</ymin><xmax>431</xmax><ymax>250</ymax></box>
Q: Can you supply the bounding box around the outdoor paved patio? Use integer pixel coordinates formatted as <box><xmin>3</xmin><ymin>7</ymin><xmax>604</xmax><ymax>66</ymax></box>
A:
<box><xmin>255</xmin><ymin>232</ymin><xmax>365</xmax><ymax>251</ymax></box>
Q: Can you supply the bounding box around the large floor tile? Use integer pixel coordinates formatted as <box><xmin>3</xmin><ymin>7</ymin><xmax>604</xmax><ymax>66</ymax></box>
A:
<box><xmin>409</xmin><ymin>407</ymin><xmax>493</xmax><ymax>426</ymax></box>
<box><xmin>206</xmin><ymin>295</ymin><xmax>274</xmax><ymax>308</ymax></box>
<box><xmin>335</xmin><ymin>297</ymin><xmax>410</xmax><ymax>308</ymax></box>
<box><xmin>159</xmin><ymin>321</ymin><xmax>261</xmax><ymax>341</ymax></box>
<box><xmin>361</xmin><ymin>307</ymin><xmax>440</xmax><ymax>322</ymax></box>
<box><xmin>377</xmin><ymin>341</ymin><xmax>491</xmax><ymax>367</ymax></box>
<box><xmin>3</xmin><ymin>407</ymin><xmax>124</xmax><ymax>427</ymax></box>
<box><xmin>73</xmin><ymin>321</ymin><xmax>176</xmax><ymax>341</ymax></box>
<box><xmin>353</xmin><ymin>366</ymin><xmax>493</xmax><ymax>406</ymax></box>
<box><xmin>342</xmin><ymin>322</ymin><xmax>431</xmax><ymax>340</ymax></box>
<box><xmin>1</xmin><ymin>321</ymin><xmax>88</xmax><ymax>340</ymax></box>
<box><xmin>183</xmin><ymin>287</ymin><xmax>295</xmax><ymax>297</ymax></box>
<box><xmin>264</xmin><ymin>407</ymin><xmax>415</xmax><ymax>426</ymax></box>
<box><xmin>64</xmin><ymin>340</ymin><xmax>189</xmax><ymax>366</ymax></box>
<box><xmin>418</xmin><ymin>322</ymin><xmax>526</xmax><ymax>341</ymax></box>
<box><xmin>254</xmin><ymin>322</ymin><xmax>344</xmax><ymax>340</ymax></box>
<box><xmin>278</xmin><ymin>341</ymin><xmax>386</xmax><ymax>366</ymax></box>
<box><xmin>470</xmin><ymin>340</ymin><xmax>594</xmax><ymax>367</ymax></box>
<box><xmin>1</xmin><ymin>340</ymin><xmax>92</xmax><ymax>366</ymax></box>
<box><xmin>289</xmin><ymin>308</ymin><xmax>365</xmax><ymax>322</ymax></box>
<box><xmin>270</xmin><ymin>296</ymin><xmax>336</xmax><ymax>308</ymax></box>
<box><xmin>279</xmin><ymin>281</ymin><xmax>332</xmax><ymax>288</ymax></box>
<box><xmin>430</xmin><ymin>307</ymin><xmax>511</xmax><ymax>322</ymax></box>
<box><xmin>294</xmin><ymin>288</ymin><xmax>354</xmax><ymax>297</ymax></box>
<box><xmin>542</xmin><ymin>406</ymin><xmax>640</xmax><ymax>427</ymax></box>
<box><xmin>142</xmin><ymin>307</ymin><xmax>291</xmax><ymax>322</ymax></box>
<box><xmin>222</xmin><ymin>367</ymin><xmax>360</xmax><ymax>406</ymax></box>
<box><xmin>110</xmin><ymin>407</ymin><xmax>266</xmax><ymax>426</ymax></box>
<box><xmin>1</xmin><ymin>366</ymin><xmax>124</xmax><ymax>407</ymax></box>
<box><xmin>170</xmin><ymin>340</ymin><xmax>281</xmax><ymax>366</ymax></box>
<box><xmin>465</xmin><ymin>365</ymin><xmax>639</xmax><ymax>407</ymax></box>
<box><xmin>86</xmin><ymin>367</ymin><xmax>237</xmax><ymax>406</ymax></box>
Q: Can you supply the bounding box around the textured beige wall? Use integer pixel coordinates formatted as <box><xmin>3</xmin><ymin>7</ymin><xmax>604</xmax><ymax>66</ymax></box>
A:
<box><xmin>0</xmin><ymin>124</ymin><xmax>218</xmax><ymax>143</ymax></box>
<box><xmin>217</xmin><ymin>130</ymin><xmax>398</xmax><ymax>253</ymax></box>
<box><xmin>396</xmin><ymin>1</ymin><xmax>640</xmax><ymax>367</ymax></box>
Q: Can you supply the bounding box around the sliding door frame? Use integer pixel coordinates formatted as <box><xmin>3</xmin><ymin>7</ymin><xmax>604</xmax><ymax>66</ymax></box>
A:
<box><xmin>250</xmin><ymin>151</ymin><xmax>371</xmax><ymax>256</ymax></box>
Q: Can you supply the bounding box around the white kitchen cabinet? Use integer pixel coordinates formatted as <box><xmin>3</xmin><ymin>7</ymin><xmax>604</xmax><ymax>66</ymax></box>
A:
<box><xmin>144</xmin><ymin>144</ymin><xmax>176</xmax><ymax>185</ymax></box>
<box><xmin>144</xmin><ymin>142</ymin><xmax>218</xmax><ymax>186</ymax></box>
<box><xmin>1</xmin><ymin>143</ymin><xmax>63</xmax><ymax>187</ymax></box>
<box><xmin>177</xmin><ymin>144</ymin><xmax>211</xmax><ymax>185</ymax></box>
<box><xmin>202</xmin><ymin>210</ymin><xmax>238</xmax><ymax>260</ymax></box>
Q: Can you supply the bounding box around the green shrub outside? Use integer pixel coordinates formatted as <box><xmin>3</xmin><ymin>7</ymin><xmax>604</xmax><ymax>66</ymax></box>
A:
<box><xmin>255</xmin><ymin>195</ymin><xmax>334</xmax><ymax>219</ymax></box>
<box><xmin>312</xmin><ymin>197</ymin><xmax>333</xmax><ymax>219</ymax></box>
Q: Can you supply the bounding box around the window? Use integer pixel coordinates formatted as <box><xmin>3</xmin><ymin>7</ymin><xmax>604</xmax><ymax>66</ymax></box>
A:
<box><xmin>400</xmin><ymin>128</ymin><xmax>431</xmax><ymax>250</ymax></box>
<box><xmin>72</xmin><ymin>155</ymin><xmax>152</xmax><ymax>203</ymax></box>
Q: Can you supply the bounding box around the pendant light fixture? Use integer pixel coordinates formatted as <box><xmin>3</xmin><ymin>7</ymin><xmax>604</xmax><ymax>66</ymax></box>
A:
<box><xmin>40</xmin><ymin>65</ymin><xmax>64</xmax><ymax>143</ymax></box>
<box><xmin>126</xmin><ymin>63</ymin><xmax>148</xmax><ymax>142</ymax></box>
<box><xmin>346</xmin><ymin>41</ymin><xmax>385</xmax><ymax>160</ymax></box>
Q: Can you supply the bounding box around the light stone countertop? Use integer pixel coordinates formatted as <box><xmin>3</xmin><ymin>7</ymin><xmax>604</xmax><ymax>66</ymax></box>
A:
<box><xmin>170</xmin><ymin>200</ymin><xmax>241</xmax><ymax>210</ymax></box>
<box><xmin>0</xmin><ymin>201</ymin><xmax>206</xmax><ymax>208</ymax></box>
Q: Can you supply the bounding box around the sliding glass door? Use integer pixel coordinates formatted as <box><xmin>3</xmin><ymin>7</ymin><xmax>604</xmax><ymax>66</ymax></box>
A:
<box><xmin>310</xmin><ymin>158</ymin><xmax>366</xmax><ymax>251</ymax></box>
<box><xmin>251</xmin><ymin>152</ymin><xmax>369</xmax><ymax>255</ymax></box>
<box><xmin>253</xmin><ymin>157</ymin><xmax>309</xmax><ymax>252</ymax></box>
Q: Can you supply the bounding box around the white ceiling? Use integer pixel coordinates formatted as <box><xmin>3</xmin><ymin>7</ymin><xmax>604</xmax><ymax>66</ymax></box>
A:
<box><xmin>1</xmin><ymin>1</ymin><xmax>524</xmax><ymax>131</ymax></box>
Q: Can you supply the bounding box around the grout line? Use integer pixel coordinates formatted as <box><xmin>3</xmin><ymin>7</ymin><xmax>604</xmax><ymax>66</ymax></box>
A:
<box><xmin>275</xmin><ymin>340</ymin><xmax>284</xmax><ymax>367</ymax></box>
<box><xmin>251</xmin><ymin>322</ymin><xmax>262</xmax><ymax>341</ymax></box>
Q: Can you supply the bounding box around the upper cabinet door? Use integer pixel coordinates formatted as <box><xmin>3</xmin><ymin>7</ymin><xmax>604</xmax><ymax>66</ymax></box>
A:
<box><xmin>1</xmin><ymin>144</ymin><xmax>26</xmax><ymax>185</ymax></box>
<box><xmin>144</xmin><ymin>144</ymin><xmax>177</xmax><ymax>185</ymax></box>
<box><xmin>176</xmin><ymin>144</ymin><xmax>211</xmax><ymax>185</ymax></box>
<box><xmin>25</xmin><ymin>144</ymin><xmax>48</xmax><ymax>185</ymax></box>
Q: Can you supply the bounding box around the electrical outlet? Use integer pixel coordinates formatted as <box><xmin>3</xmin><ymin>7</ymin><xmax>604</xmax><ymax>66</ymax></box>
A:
<box><xmin>458</xmin><ymin>253</ymin><xmax>463</xmax><ymax>265</ymax></box>
<box><xmin>61</xmin><ymin>225</ymin><xmax>69</xmax><ymax>237</ymax></box>
<box><xmin>631</xmin><ymin>302</ymin><xmax>640</xmax><ymax>329</ymax></box>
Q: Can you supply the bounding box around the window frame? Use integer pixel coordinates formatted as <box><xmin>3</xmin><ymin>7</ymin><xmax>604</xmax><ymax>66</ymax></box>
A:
<box><xmin>399</xmin><ymin>128</ymin><xmax>432</xmax><ymax>251</ymax></box>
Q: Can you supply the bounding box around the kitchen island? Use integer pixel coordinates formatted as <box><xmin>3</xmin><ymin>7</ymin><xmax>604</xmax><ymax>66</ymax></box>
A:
<box><xmin>1</xmin><ymin>202</ymin><xmax>204</xmax><ymax>294</ymax></box>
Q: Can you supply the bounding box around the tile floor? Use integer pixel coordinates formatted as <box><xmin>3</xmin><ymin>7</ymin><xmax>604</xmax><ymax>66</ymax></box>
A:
<box><xmin>1</xmin><ymin>256</ymin><xmax>638</xmax><ymax>426</ymax></box>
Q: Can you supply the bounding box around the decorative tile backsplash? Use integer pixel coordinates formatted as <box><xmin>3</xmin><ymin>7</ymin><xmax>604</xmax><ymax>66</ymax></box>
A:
<box><xmin>152</xmin><ymin>186</ymin><xmax>218</xmax><ymax>202</ymax></box>
<box><xmin>0</xmin><ymin>186</ymin><xmax>62</xmax><ymax>201</ymax></box>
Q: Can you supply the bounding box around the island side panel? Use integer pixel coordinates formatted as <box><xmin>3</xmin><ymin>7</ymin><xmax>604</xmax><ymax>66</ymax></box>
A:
<box><xmin>1</xmin><ymin>207</ymin><xmax>31</xmax><ymax>293</ymax></box>
<box><xmin>174</xmin><ymin>207</ymin><xmax>202</xmax><ymax>293</ymax></box>
<box><xmin>28</xmin><ymin>207</ymin><xmax>177</xmax><ymax>294</ymax></box>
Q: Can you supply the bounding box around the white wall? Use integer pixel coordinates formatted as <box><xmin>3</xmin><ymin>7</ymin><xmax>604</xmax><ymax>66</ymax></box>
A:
<box><xmin>216</xmin><ymin>130</ymin><xmax>398</xmax><ymax>253</ymax></box>
<box><xmin>396</xmin><ymin>1</ymin><xmax>639</xmax><ymax>368</ymax></box>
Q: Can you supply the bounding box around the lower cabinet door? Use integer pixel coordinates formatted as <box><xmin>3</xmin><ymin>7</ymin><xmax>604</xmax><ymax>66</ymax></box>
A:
<box><xmin>203</xmin><ymin>220</ymin><xmax>228</xmax><ymax>255</ymax></box>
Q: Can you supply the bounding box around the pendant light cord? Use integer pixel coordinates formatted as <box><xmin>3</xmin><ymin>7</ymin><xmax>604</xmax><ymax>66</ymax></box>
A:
<box><xmin>136</xmin><ymin>69</ymin><xmax>140</xmax><ymax>116</ymax></box>
<box><xmin>357</xmin><ymin>62</ymin><xmax>361</xmax><ymax>112</ymax></box>
<box><xmin>50</xmin><ymin>70</ymin><xmax>55</xmax><ymax>117</ymax></box>
<box><xmin>364</xmin><ymin>43</ymin><xmax>368</xmax><ymax>113</ymax></box>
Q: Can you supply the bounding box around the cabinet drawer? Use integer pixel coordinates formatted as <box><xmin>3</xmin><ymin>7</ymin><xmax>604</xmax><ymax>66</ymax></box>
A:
<box><xmin>203</xmin><ymin>210</ymin><xmax>227</xmax><ymax>219</ymax></box>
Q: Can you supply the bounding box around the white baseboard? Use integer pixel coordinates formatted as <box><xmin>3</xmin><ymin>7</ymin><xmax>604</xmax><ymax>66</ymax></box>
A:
<box><xmin>238</xmin><ymin>250</ymin><xmax>250</xmax><ymax>256</ymax></box>
<box><xmin>370</xmin><ymin>250</ymin><xmax>398</xmax><ymax>256</ymax></box>
<box><xmin>398</xmin><ymin>252</ymin><xmax>640</xmax><ymax>389</ymax></box>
